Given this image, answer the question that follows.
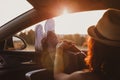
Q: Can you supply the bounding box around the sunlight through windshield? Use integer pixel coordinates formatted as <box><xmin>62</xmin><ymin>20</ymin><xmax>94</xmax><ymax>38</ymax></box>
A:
<box><xmin>38</xmin><ymin>10</ymin><xmax>106</xmax><ymax>34</ymax></box>
<box><xmin>18</xmin><ymin>10</ymin><xmax>106</xmax><ymax>51</ymax></box>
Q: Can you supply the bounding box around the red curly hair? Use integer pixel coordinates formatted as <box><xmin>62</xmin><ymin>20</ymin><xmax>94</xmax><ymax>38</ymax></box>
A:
<box><xmin>85</xmin><ymin>37</ymin><xmax>120</xmax><ymax>80</ymax></box>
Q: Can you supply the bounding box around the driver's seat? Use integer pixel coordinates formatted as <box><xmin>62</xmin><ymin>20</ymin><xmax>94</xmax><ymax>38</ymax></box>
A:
<box><xmin>25</xmin><ymin>68</ymin><xmax>54</xmax><ymax>80</ymax></box>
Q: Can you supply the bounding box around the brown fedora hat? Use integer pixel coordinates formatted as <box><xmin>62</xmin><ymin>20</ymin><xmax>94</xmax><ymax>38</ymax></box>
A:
<box><xmin>88</xmin><ymin>8</ymin><xmax>120</xmax><ymax>47</ymax></box>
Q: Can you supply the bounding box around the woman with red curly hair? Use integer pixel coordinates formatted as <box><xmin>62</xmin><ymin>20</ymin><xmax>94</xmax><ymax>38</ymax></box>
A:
<box><xmin>54</xmin><ymin>8</ymin><xmax>120</xmax><ymax>80</ymax></box>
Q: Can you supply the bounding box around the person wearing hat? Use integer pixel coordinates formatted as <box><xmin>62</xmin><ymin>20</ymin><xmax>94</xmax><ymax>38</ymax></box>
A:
<box><xmin>54</xmin><ymin>8</ymin><xmax>120</xmax><ymax>80</ymax></box>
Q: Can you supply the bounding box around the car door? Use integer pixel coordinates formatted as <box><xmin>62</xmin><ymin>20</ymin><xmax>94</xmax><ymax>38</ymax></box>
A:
<box><xmin>0</xmin><ymin>27</ymin><xmax>42</xmax><ymax>80</ymax></box>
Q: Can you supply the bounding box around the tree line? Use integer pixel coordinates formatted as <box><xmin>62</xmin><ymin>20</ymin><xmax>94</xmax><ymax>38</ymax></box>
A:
<box><xmin>18</xmin><ymin>29</ymin><xmax>88</xmax><ymax>49</ymax></box>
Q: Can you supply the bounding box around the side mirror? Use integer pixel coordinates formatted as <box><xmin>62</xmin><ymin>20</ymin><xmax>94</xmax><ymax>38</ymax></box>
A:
<box><xmin>12</xmin><ymin>36</ymin><xmax>27</xmax><ymax>50</ymax></box>
<box><xmin>4</xmin><ymin>36</ymin><xmax>27</xmax><ymax>50</ymax></box>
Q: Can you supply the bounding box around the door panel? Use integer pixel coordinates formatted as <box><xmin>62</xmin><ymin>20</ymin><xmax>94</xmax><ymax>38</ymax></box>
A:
<box><xmin>0</xmin><ymin>51</ymin><xmax>42</xmax><ymax>80</ymax></box>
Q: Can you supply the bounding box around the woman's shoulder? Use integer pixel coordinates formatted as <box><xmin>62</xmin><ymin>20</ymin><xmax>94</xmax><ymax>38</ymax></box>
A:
<box><xmin>69</xmin><ymin>69</ymin><xmax>102</xmax><ymax>80</ymax></box>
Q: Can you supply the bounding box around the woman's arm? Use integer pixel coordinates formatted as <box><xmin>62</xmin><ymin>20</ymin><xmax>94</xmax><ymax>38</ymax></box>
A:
<box><xmin>54</xmin><ymin>41</ymin><xmax>74</xmax><ymax>80</ymax></box>
<box><xmin>54</xmin><ymin>45</ymin><xmax>64</xmax><ymax>74</ymax></box>
<box><xmin>53</xmin><ymin>41</ymin><xmax>94</xmax><ymax>80</ymax></box>
<box><xmin>54</xmin><ymin>41</ymin><xmax>69</xmax><ymax>80</ymax></box>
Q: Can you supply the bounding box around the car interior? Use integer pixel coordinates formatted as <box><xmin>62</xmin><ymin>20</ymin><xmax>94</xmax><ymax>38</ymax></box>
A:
<box><xmin>0</xmin><ymin>0</ymin><xmax>120</xmax><ymax>80</ymax></box>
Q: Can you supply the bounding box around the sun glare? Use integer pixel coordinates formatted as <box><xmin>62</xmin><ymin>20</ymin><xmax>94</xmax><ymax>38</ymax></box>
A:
<box><xmin>62</xmin><ymin>8</ymin><xmax>69</xmax><ymax>15</ymax></box>
<box><xmin>54</xmin><ymin>10</ymin><xmax>106</xmax><ymax>34</ymax></box>
<box><xmin>36</xmin><ymin>10</ymin><xmax>106</xmax><ymax>35</ymax></box>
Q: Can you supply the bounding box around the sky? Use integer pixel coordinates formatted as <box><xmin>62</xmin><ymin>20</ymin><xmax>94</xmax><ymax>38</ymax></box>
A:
<box><xmin>0</xmin><ymin>0</ymin><xmax>32</xmax><ymax>26</ymax></box>
<box><xmin>0</xmin><ymin>0</ymin><xmax>106</xmax><ymax>34</ymax></box>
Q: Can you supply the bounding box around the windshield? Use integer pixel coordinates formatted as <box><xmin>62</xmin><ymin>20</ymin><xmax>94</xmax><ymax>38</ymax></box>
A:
<box><xmin>39</xmin><ymin>10</ymin><xmax>106</xmax><ymax>34</ymax></box>
<box><xmin>0</xmin><ymin>0</ymin><xmax>33</xmax><ymax>26</ymax></box>
<box><xmin>18</xmin><ymin>10</ymin><xmax>106</xmax><ymax>51</ymax></box>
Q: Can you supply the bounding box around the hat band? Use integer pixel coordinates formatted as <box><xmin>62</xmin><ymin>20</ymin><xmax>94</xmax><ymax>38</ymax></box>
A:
<box><xmin>95</xmin><ymin>28</ymin><xmax>120</xmax><ymax>42</ymax></box>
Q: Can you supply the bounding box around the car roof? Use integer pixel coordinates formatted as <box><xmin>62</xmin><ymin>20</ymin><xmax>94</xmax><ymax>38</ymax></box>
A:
<box><xmin>0</xmin><ymin>0</ymin><xmax>120</xmax><ymax>41</ymax></box>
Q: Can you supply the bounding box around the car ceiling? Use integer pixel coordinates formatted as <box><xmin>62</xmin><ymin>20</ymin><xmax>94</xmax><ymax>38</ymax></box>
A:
<box><xmin>0</xmin><ymin>0</ymin><xmax>120</xmax><ymax>41</ymax></box>
<box><xmin>27</xmin><ymin>0</ymin><xmax>120</xmax><ymax>13</ymax></box>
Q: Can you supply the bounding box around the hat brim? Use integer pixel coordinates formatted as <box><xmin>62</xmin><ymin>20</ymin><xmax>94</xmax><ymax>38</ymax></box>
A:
<box><xmin>88</xmin><ymin>26</ymin><xmax>120</xmax><ymax>47</ymax></box>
